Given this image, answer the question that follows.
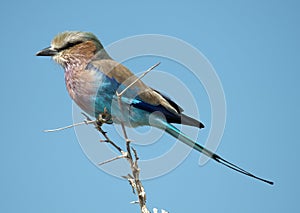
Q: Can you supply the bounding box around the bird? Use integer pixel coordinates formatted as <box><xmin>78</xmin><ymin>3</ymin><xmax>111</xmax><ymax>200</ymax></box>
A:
<box><xmin>36</xmin><ymin>31</ymin><xmax>273</xmax><ymax>185</ymax></box>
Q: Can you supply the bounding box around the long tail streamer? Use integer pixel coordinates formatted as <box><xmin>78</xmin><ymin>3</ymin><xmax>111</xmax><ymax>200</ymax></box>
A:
<box><xmin>163</xmin><ymin>121</ymin><xmax>274</xmax><ymax>185</ymax></box>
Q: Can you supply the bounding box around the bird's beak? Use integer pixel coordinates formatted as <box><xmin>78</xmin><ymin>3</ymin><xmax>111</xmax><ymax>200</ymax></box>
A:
<box><xmin>36</xmin><ymin>46</ymin><xmax>58</xmax><ymax>56</ymax></box>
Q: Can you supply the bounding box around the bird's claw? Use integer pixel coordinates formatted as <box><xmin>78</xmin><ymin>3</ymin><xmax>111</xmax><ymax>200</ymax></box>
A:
<box><xmin>97</xmin><ymin>107</ymin><xmax>113</xmax><ymax>125</ymax></box>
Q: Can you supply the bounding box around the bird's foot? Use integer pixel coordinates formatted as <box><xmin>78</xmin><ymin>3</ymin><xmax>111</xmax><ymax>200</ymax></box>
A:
<box><xmin>96</xmin><ymin>107</ymin><xmax>113</xmax><ymax>126</ymax></box>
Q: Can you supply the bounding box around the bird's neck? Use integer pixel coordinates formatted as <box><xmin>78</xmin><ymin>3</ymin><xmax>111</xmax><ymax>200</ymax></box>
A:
<box><xmin>62</xmin><ymin>48</ymin><xmax>93</xmax><ymax>101</ymax></box>
<box><xmin>62</xmin><ymin>41</ymin><xmax>111</xmax><ymax>106</ymax></box>
<box><xmin>63</xmin><ymin>55</ymin><xmax>90</xmax><ymax>95</ymax></box>
<box><xmin>61</xmin><ymin>41</ymin><xmax>96</xmax><ymax>68</ymax></box>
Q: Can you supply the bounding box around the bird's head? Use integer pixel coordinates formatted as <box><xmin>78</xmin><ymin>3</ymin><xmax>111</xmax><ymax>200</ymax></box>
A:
<box><xmin>36</xmin><ymin>31</ymin><xmax>104</xmax><ymax>67</ymax></box>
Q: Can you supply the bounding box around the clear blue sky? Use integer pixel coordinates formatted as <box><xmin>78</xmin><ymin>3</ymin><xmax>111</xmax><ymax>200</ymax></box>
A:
<box><xmin>1</xmin><ymin>0</ymin><xmax>299</xmax><ymax>212</ymax></box>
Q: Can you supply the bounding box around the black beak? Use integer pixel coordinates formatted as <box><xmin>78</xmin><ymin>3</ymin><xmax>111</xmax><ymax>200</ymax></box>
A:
<box><xmin>36</xmin><ymin>46</ymin><xmax>58</xmax><ymax>56</ymax></box>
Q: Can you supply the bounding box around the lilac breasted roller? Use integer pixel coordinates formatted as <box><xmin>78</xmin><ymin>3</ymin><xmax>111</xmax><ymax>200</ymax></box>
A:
<box><xmin>37</xmin><ymin>31</ymin><xmax>273</xmax><ymax>185</ymax></box>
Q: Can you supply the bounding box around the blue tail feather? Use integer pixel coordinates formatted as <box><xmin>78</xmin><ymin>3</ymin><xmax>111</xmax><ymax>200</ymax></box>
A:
<box><xmin>160</xmin><ymin>121</ymin><xmax>274</xmax><ymax>185</ymax></box>
<box><xmin>163</xmin><ymin>121</ymin><xmax>214</xmax><ymax>157</ymax></box>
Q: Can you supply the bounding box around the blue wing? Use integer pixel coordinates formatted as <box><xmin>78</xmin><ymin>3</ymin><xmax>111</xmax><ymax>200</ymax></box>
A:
<box><xmin>87</xmin><ymin>61</ymin><xmax>204</xmax><ymax>128</ymax></box>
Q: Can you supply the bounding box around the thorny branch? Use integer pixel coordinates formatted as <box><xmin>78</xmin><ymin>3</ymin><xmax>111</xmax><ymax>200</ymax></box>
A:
<box><xmin>112</xmin><ymin>62</ymin><xmax>161</xmax><ymax>213</ymax></box>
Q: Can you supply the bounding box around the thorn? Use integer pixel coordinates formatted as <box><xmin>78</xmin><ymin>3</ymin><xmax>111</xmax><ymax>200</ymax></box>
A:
<box><xmin>117</xmin><ymin>62</ymin><xmax>160</xmax><ymax>97</ymax></box>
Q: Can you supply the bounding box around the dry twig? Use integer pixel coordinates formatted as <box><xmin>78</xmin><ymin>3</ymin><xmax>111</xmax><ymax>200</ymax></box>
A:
<box><xmin>113</xmin><ymin>62</ymin><xmax>160</xmax><ymax>213</ymax></box>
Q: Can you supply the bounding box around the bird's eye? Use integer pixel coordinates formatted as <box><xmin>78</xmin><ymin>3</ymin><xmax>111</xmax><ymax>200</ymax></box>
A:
<box><xmin>57</xmin><ymin>41</ymin><xmax>83</xmax><ymax>51</ymax></box>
